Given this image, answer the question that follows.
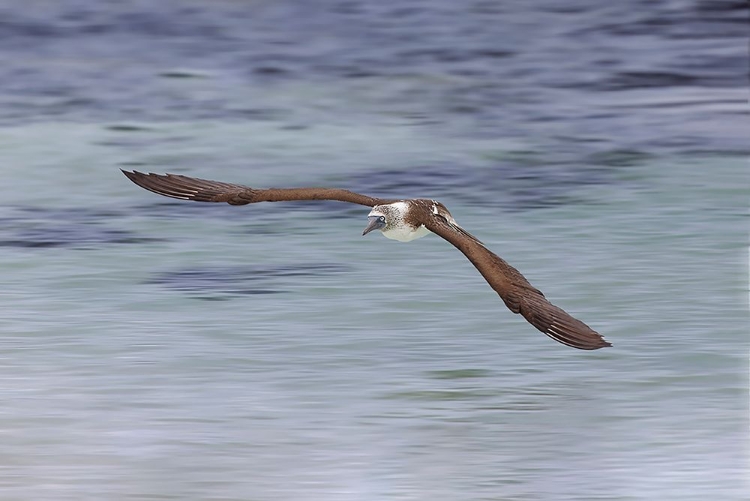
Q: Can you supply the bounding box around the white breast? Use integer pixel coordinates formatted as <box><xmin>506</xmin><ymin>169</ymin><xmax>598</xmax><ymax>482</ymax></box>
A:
<box><xmin>382</xmin><ymin>224</ymin><xmax>430</xmax><ymax>242</ymax></box>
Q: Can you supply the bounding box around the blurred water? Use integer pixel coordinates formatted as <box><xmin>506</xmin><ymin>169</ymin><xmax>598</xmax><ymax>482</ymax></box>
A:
<box><xmin>0</xmin><ymin>1</ymin><xmax>747</xmax><ymax>500</ymax></box>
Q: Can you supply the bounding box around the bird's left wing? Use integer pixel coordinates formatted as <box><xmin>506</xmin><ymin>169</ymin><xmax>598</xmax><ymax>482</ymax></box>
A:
<box><xmin>422</xmin><ymin>206</ymin><xmax>611</xmax><ymax>350</ymax></box>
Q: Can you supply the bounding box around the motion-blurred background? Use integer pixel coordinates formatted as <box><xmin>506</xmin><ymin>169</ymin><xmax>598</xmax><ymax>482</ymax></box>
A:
<box><xmin>0</xmin><ymin>1</ymin><xmax>746</xmax><ymax>500</ymax></box>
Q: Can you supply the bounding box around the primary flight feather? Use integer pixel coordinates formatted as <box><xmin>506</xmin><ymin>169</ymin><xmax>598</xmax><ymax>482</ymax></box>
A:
<box><xmin>123</xmin><ymin>170</ymin><xmax>611</xmax><ymax>350</ymax></box>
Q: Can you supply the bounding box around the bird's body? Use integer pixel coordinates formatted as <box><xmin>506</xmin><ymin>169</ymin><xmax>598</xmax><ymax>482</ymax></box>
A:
<box><xmin>122</xmin><ymin>170</ymin><xmax>611</xmax><ymax>350</ymax></box>
<box><xmin>367</xmin><ymin>201</ymin><xmax>443</xmax><ymax>242</ymax></box>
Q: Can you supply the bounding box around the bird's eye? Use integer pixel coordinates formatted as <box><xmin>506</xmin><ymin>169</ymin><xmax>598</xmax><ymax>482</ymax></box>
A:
<box><xmin>379</xmin><ymin>216</ymin><xmax>386</xmax><ymax>223</ymax></box>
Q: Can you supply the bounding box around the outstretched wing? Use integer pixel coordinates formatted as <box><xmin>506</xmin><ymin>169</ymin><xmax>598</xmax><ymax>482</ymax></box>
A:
<box><xmin>122</xmin><ymin>170</ymin><xmax>390</xmax><ymax>207</ymax></box>
<box><xmin>423</xmin><ymin>209</ymin><xmax>611</xmax><ymax>350</ymax></box>
<box><xmin>123</xmin><ymin>171</ymin><xmax>609</xmax><ymax>350</ymax></box>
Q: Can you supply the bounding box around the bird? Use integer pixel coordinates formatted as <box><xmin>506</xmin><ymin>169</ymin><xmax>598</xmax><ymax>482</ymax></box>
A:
<box><xmin>122</xmin><ymin>170</ymin><xmax>611</xmax><ymax>350</ymax></box>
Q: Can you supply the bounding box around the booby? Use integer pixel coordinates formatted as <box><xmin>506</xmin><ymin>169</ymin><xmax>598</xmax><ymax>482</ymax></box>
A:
<box><xmin>122</xmin><ymin>170</ymin><xmax>611</xmax><ymax>350</ymax></box>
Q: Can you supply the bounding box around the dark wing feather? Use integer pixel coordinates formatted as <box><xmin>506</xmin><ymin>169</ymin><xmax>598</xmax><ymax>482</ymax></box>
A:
<box><xmin>122</xmin><ymin>170</ymin><xmax>389</xmax><ymax>207</ymax></box>
<box><xmin>423</xmin><ymin>211</ymin><xmax>611</xmax><ymax>350</ymax></box>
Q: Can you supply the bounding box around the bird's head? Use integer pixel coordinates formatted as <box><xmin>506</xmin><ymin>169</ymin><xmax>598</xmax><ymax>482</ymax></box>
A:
<box><xmin>362</xmin><ymin>206</ymin><xmax>390</xmax><ymax>236</ymax></box>
<box><xmin>363</xmin><ymin>202</ymin><xmax>428</xmax><ymax>242</ymax></box>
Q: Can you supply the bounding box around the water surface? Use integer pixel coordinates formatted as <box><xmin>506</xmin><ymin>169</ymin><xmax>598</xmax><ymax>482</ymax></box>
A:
<box><xmin>0</xmin><ymin>1</ymin><xmax>746</xmax><ymax>500</ymax></box>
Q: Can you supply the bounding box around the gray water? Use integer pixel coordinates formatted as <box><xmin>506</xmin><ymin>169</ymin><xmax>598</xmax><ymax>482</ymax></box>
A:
<box><xmin>0</xmin><ymin>1</ymin><xmax>747</xmax><ymax>500</ymax></box>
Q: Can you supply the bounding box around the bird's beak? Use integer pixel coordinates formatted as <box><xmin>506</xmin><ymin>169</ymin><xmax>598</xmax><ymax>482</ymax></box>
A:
<box><xmin>362</xmin><ymin>216</ymin><xmax>385</xmax><ymax>236</ymax></box>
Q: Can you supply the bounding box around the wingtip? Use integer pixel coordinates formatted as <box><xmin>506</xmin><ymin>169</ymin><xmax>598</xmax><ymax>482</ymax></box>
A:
<box><xmin>561</xmin><ymin>338</ymin><xmax>612</xmax><ymax>351</ymax></box>
<box><xmin>540</xmin><ymin>310</ymin><xmax>613</xmax><ymax>351</ymax></box>
<box><xmin>587</xmin><ymin>339</ymin><xmax>612</xmax><ymax>350</ymax></box>
<box><xmin>572</xmin><ymin>334</ymin><xmax>612</xmax><ymax>351</ymax></box>
<box><xmin>592</xmin><ymin>333</ymin><xmax>613</xmax><ymax>350</ymax></box>
<box><xmin>120</xmin><ymin>169</ymin><xmax>142</xmax><ymax>181</ymax></box>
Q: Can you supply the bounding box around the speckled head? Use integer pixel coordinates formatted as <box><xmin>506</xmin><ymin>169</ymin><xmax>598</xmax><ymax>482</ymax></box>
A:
<box><xmin>362</xmin><ymin>201</ymin><xmax>430</xmax><ymax>242</ymax></box>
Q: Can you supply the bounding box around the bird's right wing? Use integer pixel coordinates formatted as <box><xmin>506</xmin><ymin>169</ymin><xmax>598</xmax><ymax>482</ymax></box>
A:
<box><xmin>423</xmin><ymin>210</ymin><xmax>611</xmax><ymax>350</ymax></box>
<box><xmin>122</xmin><ymin>170</ymin><xmax>390</xmax><ymax>207</ymax></box>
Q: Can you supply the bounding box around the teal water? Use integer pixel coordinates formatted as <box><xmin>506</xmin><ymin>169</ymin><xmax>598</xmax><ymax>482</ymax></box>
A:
<box><xmin>0</xmin><ymin>1</ymin><xmax>747</xmax><ymax>500</ymax></box>
<box><xmin>1</xmin><ymin>123</ymin><xmax>746</xmax><ymax>500</ymax></box>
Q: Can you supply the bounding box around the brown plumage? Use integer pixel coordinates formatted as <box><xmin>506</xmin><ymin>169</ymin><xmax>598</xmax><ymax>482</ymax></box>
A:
<box><xmin>122</xmin><ymin>170</ymin><xmax>611</xmax><ymax>350</ymax></box>
<box><xmin>122</xmin><ymin>170</ymin><xmax>390</xmax><ymax>207</ymax></box>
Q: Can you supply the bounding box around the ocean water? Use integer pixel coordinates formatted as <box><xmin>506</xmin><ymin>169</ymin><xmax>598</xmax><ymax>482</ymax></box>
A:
<box><xmin>0</xmin><ymin>1</ymin><xmax>747</xmax><ymax>500</ymax></box>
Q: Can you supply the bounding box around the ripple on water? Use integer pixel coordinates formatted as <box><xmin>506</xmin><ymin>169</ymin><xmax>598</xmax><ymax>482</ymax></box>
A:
<box><xmin>426</xmin><ymin>369</ymin><xmax>494</xmax><ymax>380</ymax></box>
<box><xmin>146</xmin><ymin>263</ymin><xmax>351</xmax><ymax>299</ymax></box>
<box><xmin>345</xmin><ymin>160</ymin><xmax>618</xmax><ymax>211</ymax></box>
<box><xmin>0</xmin><ymin>206</ymin><xmax>163</xmax><ymax>249</ymax></box>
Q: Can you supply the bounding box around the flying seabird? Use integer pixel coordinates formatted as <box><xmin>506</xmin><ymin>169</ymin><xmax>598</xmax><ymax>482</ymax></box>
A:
<box><xmin>122</xmin><ymin>170</ymin><xmax>611</xmax><ymax>350</ymax></box>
